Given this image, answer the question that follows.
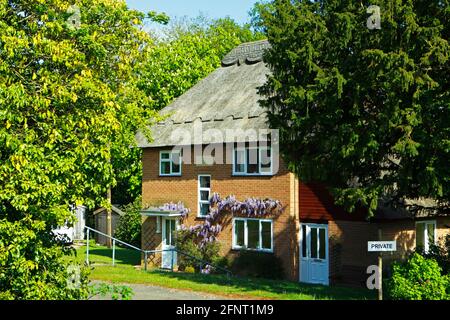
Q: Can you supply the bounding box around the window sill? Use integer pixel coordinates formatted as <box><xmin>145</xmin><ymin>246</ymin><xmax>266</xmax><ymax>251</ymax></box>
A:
<box><xmin>231</xmin><ymin>173</ymin><xmax>274</xmax><ymax>177</ymax></box>
<box><xmin>159</xmin><ymin>174</ymin><xmax>182</xmax><ymax>177</ymax></box>
<box><xmin>231</xmin><ymin>247</ymin><xmax>274</xmax><ymax>253</ymax></box>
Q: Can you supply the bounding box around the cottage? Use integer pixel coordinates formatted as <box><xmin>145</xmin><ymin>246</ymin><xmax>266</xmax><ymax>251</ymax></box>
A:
<box><xmin>137</xmin><ymin>40</ymin><xmax>450</xmax><ymax>286</ymax></box>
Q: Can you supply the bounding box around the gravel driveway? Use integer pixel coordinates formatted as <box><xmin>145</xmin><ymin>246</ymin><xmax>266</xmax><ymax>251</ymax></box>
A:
<box><xmin>90</xmin><ymin>282</ymin><xmax>234</xmax><ymax>300</ymax></box>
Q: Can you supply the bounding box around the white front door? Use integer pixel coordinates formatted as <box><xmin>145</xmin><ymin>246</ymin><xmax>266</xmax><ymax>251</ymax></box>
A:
<box><xmin>299</xmin><ymin>223</ymin><xmax>329</xmax><ymax>285</ymax></box>
<box><xmin>161</xmin><ymin>218</ymin><xmax>178</xmax><ymax>269</ymax></box>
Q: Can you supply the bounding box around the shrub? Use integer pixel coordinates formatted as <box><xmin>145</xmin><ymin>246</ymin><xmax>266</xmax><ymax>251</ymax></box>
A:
<box><xmin>419</xmin><ymin>234</ymin><xmax>450</xmax><ymax>275</ymax></box>
<box><xmin>114</xmin><ymin>197</ymin><xmax>142</xmax><ymax>247</ymax></box>
<box><xmin>175</xmin><ymin>229</ymin><xmax>221</xmax><ymax>272</ymax></box>
<box><xmin>184</xmin><ymin>266</ymin><xmax>195</xmax><ymax>274</ymax></box>
<box><xmin>230</xmin><ymin>251</ymin><xmax>284</xmax><ymax>280</ymax></box>
<box><xmin>385</xmin><ymin>253</ymin><xmax>450</xmax><ymax>300</ymax></box>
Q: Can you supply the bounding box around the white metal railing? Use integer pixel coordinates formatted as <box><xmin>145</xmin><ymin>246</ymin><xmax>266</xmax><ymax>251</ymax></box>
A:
<box><xmin>84</xmin><ymin>226</ymin><xmax>231</xmax><ymax>276</ymax></box>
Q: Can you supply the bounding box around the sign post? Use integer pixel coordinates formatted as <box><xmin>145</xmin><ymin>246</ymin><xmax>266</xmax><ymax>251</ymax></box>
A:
<box><xmin>367</xmin><ymin>236</ymin><xmax>396</xmax><ymax>300</ymax></box>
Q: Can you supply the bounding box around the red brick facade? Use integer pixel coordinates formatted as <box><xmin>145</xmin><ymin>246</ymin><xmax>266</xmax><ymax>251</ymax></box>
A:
<box><xmin>141</xmin><ymin>146</ymin><xmax>300</xmax><ymax>281</ymax></box>
<box><xmin>141</xmin><ymin>146</ymin><xmax>450</xmax><ymax>286</ymax></box>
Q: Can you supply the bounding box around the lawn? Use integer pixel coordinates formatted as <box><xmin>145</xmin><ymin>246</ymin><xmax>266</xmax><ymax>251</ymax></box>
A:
<box><xmin>69</xmin><ymin>242</ymin><xmax>375</xmax><ymax>300</ymax></box>
<box><xmin>68</xmin><ymin>241</ymin><xmax>141</xmax><ymax>266</ymax></box>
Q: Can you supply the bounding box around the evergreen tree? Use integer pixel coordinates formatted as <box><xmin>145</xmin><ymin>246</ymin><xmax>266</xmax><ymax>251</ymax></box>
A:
<box><xmin>257</xmin><ymin>0</ymin><xmax>450</xmax><ymax>216</ymax></box>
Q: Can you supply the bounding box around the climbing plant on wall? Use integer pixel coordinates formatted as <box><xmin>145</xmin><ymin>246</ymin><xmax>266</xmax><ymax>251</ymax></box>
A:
<box><xmin>180</xmin><ymin>193</ymin><xmax>284</xmax><ymax>247</ymax></box>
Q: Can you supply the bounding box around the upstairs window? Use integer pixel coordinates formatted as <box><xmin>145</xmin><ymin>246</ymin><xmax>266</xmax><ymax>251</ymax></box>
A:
<box><xmin>233</xmin><ymin>146</ymin><xmax>272</xmax><ymax>176</ymax></box>
<box><xmin>160</xmin><ymin>150</ymin><xmax>182</xmax><ymax>176</ymax></box>
<box><xmin>416</xmin><ymin>221</ymin><xmax>436</xmax><ymax>253</ymax></box>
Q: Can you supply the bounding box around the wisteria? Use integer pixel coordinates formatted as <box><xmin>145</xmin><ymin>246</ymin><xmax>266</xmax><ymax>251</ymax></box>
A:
<box><xmin>181</xmin><ymin>193</ymin><xmax>284</xmax><ymax>247</ymax></box>
<box><xmin>151</xmin><ymin>202</ymin><xmax>190</xmax><ymax>218</ymax></box>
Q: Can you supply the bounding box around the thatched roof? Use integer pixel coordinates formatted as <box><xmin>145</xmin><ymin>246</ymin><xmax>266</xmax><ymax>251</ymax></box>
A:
<box><xmin>136</xmin><ymin>40</ymin><xmax>272</xmax><ymax>148</ymax></box>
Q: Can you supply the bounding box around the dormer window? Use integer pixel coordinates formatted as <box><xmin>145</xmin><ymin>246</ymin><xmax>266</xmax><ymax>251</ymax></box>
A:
<box><xmin>160</xmin><ymin>150</ymin><xmax>182</xmax><ymax>176</ymax></box>
<box><xmin>233</xmin><ymin>145</ymin><xmax>272</xmax><ymax>176</ymax></box>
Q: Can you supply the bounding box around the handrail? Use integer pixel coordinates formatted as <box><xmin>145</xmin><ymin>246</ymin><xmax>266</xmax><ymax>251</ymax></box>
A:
<box><xmin>85</xmin><ymin>226</ymin><xmax>143</xmax><ymax>252</ymax></box>
<box><xmin>83</xmin><ymin>226</ymin><xmax>232</xmax><ymax>277</ymax></box>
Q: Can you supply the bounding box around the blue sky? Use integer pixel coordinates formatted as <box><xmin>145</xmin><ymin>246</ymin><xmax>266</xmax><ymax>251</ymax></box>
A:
<box><xmin>126</xmin><ymin>0</ymin><xmax>258</xmax><ymax>25</ymax></box>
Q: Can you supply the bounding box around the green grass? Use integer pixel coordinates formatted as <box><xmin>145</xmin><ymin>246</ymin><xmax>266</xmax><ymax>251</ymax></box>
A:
<box><xmin>90</xmin><ymin>265</ymin><xmax>375</xmax><ymax>300</ymax></box>
<box><xmin>70</xmin><ymin>243</ymin><xmax>375</xmax><ymax>300</ymax></box>
<box><xmin>67</xmin><ymin>241</ymin><xmax>141</xmax><ymax>266</ymax></box>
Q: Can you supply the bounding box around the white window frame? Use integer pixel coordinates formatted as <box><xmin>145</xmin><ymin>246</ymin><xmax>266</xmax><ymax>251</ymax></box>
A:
<box><xmin>232</xmin><ymin>145</ymin><xmax>273</xmax><ymax>176</ymax></box>
<box><xmin>415</xmin><ymin>220</ymin><xmax>436</xmax><ymax>253</ymax></box>
<box><xmin>198</xmin><ymin>175</ymin><xmax>211</xmax><ymax>218</ymax></box>
<box><xmin>159</xmin><ymin>150</ymin><xmax>182</xmax><ymax>176</ymax></box>
<box><xmin>232</xmin><ymin>218</ymin><xmax>273</xmax><ymax>252</ymax></box>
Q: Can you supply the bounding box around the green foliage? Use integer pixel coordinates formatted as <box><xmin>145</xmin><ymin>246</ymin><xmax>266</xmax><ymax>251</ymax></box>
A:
<box><xmin>0</xmin><ymin>0</ymin><xmax>159</xmax><ymax>299</ymax></box>
<box><xmin>386</xmin><ymin>253</ymin><xmax>450</xmax><ymax>300</ymax></box>
<box><xmin>0</xmin><ymin>217</ymin><xmax>90</xmax><ymax>299</ymax></box>
<box><xmin>230</xmin><ymin>251</ymin><xmax>284</xmax><ymax>280</ymax></box>
<box><xmin>184</xmin><ymin>266</ymin><xmax>195</xmax><ymax>274</ymax></box>
<box><xmin>419</xmin><ymin>234</ymin><xmax>450</xmax><ymax>275</ymax></box>
<box><xmin>257</xmin><ymin>0</ymin><xmax>450</xmax><ymax>216</ymax></box>
<box><xmin>139</xmin><ymin>16</ymin><xmax>265</xmax><ymax>111</ymax></box>
<box><xmin>89</xmin><ymin>283</ymin><xmax>134</xmax><ymax>300</ymax></box>
<box><xmin>112</xmin><ymin>17</ymin><xmax>264</xmax><ymax>204</ymax></box>
<box><xmin>175</xmin><ymin>229</ymin><xmax>221</xmax><ymax>272</ymax></box>
<box><xmin>114</xmin><ymin>197</ymin><xmax>142</xmax><ymax>247</ymax></box>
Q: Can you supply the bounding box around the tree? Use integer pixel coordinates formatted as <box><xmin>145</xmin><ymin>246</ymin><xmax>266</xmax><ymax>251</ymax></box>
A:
<box><xmin>112</xmin><ymin>17</ymin><xmax>264</xmax><ymax>204</ymax></box>
<box><xmin>140</xmin><ymin>16</ymin><xmax>265</xmax><ymax>111</ymax></box>
<box><xmin>0</xmin><ymin>0</ymin><xmax>159</xmax><ymax>299</ymax></box>
<box><xmin>256</xmin><ymin>0</ymin><xmax>450</xmax><ymax>216</ymax></box>
<box><xmin>114</xmin><ymin>196</ymin><xmax>142</xmax><ymax>247</ymax></box>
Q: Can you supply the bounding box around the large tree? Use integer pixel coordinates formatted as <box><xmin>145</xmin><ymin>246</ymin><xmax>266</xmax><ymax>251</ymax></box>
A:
<box><xmin>0</xmin><ymin>0</ymin><xmax>159</xmax><ymax>299</ymax></box>
<box><xmin>112</xmin><ymin>17</ymin><xmax>264</xmax><ymax>204</ymax></box>
<box><xmin>257</xmin><ymin>0</ymin><xmax>449</xmax><ymax>216</ymax></box>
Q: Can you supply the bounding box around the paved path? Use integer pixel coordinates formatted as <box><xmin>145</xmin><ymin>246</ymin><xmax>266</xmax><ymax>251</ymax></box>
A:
<box><xmin>91</xmin><ymin>282</ymin><xmax>233</xmax><ymax>300</ymax></box>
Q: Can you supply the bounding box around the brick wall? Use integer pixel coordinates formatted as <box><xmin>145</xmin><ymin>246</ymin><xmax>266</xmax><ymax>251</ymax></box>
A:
<box><xmin>327</xmin><ymin>217</ymin><xmax>450</xmax><ymax>286</ymax></box>
<box><xmin>140</xmin><ymin>145</ymin><xmax>450</xmax><ymax>285</ymax></box>
<box><xmin>328</xmin><ymin>220</ymin><xmax>378</xmax><ymax>286</ymax></box>
<box><xmin>379</xmin><ymin>217</ymin><xmax>450</xmax><ymax>269</ymax></box>
<box><xmin>141</xmin><ymin>146</ymin><xmax>298</xmax><ymax>280</ymax></box>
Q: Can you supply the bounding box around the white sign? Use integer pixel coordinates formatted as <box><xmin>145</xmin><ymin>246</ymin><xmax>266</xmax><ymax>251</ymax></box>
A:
<box><xmin>368</xmin><ymin>241</ymin><xmax>396</xmax><ymax>252</ymax></box>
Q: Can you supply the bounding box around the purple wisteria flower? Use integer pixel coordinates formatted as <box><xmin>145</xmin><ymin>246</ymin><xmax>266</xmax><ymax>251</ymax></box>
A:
<box><xmin>158</xmin><ymin>202</ymin><xmax>190</xmax><ymax>218</ymax></box>
<box><xmin>183</xmin><ymin>193</ymin><xmax>283</xmax><ymax>247</ymax></box>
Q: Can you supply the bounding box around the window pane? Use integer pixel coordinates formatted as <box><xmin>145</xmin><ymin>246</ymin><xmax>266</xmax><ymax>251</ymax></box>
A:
<box><xmin>427</xmin><ymin>223</ymin><xmax>435</xmax><ymax>246</ymax></box>
<box><xmin>200</xmin><ymin>190</ymin><xmax>210</xmax><ymax>201</ymax></box>
<box><xmin>199</xmin><ymin>176</ymin><xmax>210</xmax><ymax>188</ymax></box>
<box><xmin>319</xmin><ymin>228</ymin><xmax>326</xmax><ymax>259</ymax></box>
<box><xmin>161</xmin><ymin>152</ymin><xmax>170</xmax><ymax>159</ymax></box>
<box><xmin>416</xmin><ymin>223</ymin><xmax>425</xmax><ymax>250</ymax></box>
<box><xmin>247</xmin><ymin>220</ymin><xmax>260</xmax><ymax>249</ymax></box>
<box><xmin>261</xmin><ymin>221</ymin><xmax>272</xmax><ymax>250</ymax></box>
<box><xmin>234</xmin><ymin>149</ymin><xmax>245</xmax><ymax>173</ymax></box>
<box><xmin>234</xmin><ymin>220</ymin><xmax>245</xmax><ymax>247</ymax></box>
<box><xmin>200</xmin><ymin>203</ymin><xmax>210</xmax><ymax>216</ymax></box>
<box><xmin>170</xmin><ymin>221</ymin><xmax>176</xmax><ymax>246</ymax></box>
<box><xmin>260</xmin><ymin>148</ymin><xmax>271</xmax><ymax>173</ymax></box>
<box><xmin>302</xmin><ymin>225</ymin><xmax>307</xmax><ymax>258</ymax></box>
<box><xmin>160</xmin><ymin>161</ymin><xmax>171</xmax><ymax>174</ymax></box>
<box><xmin>171</xmin><ymin>153</ymin><xmax>181</xmax><ymax>173</ymax></box>
<box><xmin>310</xmin><ymin>228</ymin><xmax>318</xmax><ymax>258</ymax></box>
<box><xmin>247</xmin><ymin>148</ymin><xmax>259</xmax><ymax>174</ymax></box>
<box><xmin>165</xmin><ymin>219</ymin><xmax>170</xmax><ymax>245</ymax></box>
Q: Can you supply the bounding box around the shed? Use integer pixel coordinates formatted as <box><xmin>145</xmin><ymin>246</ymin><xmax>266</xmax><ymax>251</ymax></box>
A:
<box><xmin>93</xmin><ymin>205</ymin><xmax>125</xmax><ymax>245</ymax></box>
